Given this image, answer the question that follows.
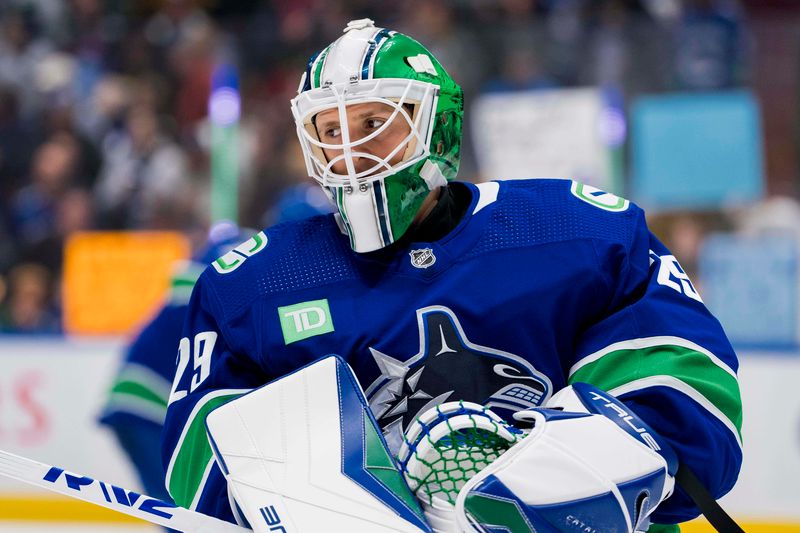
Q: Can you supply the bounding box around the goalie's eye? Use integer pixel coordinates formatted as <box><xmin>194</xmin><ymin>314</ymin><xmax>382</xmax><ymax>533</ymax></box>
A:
<box><xmin>322</xmin><ymin>126</ymin><xmax>341</xmax><ymax>140</ymax></box>
<box><xmin>364</xmin><ymin>117</ymin><xmax>386</xmax><ymax>130</ymax></box>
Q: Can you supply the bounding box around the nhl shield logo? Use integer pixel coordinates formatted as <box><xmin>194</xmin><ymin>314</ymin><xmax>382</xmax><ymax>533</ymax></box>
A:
<box><xmin>409</xmin><ymin>248</ymin><xmax>436</xmax><ymax>269</ymax></box>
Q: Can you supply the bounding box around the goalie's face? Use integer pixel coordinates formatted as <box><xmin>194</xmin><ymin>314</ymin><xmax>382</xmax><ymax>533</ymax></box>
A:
<box><xmin>292</xmin><ymin>80</ymin><xmax>441</xmax><ymax>253</ymax></box>
<box><xmin>314</xmin><ymin>101</ymin><xmax>412</xmax><ymax>177</ymax></box>
<box><xmin>290</xmin><ymin>20</ymin><xmax>464</xmax><ymax>253</ymax></box>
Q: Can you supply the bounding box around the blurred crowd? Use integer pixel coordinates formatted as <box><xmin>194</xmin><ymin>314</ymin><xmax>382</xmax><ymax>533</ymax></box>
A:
<box><xmin>0</xmin><ymin>0</ymin><xmax>754</xmax><ymax>333</ymax></box>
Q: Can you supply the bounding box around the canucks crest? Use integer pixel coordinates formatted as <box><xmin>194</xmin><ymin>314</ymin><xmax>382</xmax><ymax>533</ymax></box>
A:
<box><xmin>364</xmin><ymin>306</ymin><xmax>553</xmax><ymax>452</ymax></box>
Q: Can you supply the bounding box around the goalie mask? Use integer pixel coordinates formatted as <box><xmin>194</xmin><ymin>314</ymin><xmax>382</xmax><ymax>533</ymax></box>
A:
<box><xmin>291</xmin><ymin>19</ymin><xmax>463</xmax><ymax>253</ymax></box>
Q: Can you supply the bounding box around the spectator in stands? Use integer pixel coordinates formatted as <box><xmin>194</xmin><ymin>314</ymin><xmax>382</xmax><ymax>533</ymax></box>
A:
<box><xmin>481</xmin><ymin>46</ymin><xmax>559</xmax><ymax>93</ymax></box>
<box><xmin>25</xmin><ymin>186</ymin><xmax>95</xmax><ymax>283</ymax></box>
<box><xmin>0</xmin><ymin>262</ymin><xmax>60</xmax><ymax>334</ymax></box>
<box><xmin>673</xmin><ymin>0</ymin><xmax>748</xmax><ymax>90</ymax></box>
<box><xmin>0</xmin><ymin>206</ymin><xmax>19</xmax><ymax>275</ymax></box>
<box><xmin>9</xmin><ymin>134</ymin><xmax>81</xmax><ymax>257</ymax></box>
<box><xmin>0</xmin><ymin>84</ymin><xmax>38</xmax><ymax>200</ymax></box>
<box><xmin>93</xmin><ymin>101</ymin><xmax>190</xmax><ymax>229</ymax></box>
<box><xmin>0</xmin><ymin>6</ymin><xmax>53</xmax><ymax>120</ymax></box>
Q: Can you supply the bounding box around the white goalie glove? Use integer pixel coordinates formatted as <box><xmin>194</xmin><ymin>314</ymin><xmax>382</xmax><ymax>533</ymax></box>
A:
<box><xmin>399</xmin><ymin>383</ymin><xmax>678</xmax><ymax>533</ymax></box>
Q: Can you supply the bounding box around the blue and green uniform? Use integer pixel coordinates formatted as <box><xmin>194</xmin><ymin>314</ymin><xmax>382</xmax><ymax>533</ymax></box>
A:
<box><xmin>99</xmin><ymin>265</ymin><xmax>201</xmax><ymax>504</ymax></box>
<box><xmin>161</xmin><ymin>179</ymin><xmax>742</xmax><ymax>529</ymax></box>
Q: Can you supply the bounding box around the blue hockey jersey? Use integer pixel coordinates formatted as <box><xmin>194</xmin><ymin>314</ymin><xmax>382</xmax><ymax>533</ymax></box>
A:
<box><xmin>100</xmin><ymin>302</ymin><xmax>190</xmax><ymax>429</ymax></box>
<box><xmin>100</xmin><ymin>263</ymin><xmax>203</xmax><ymax>504</ymax></box>
<box><xmin>161</xmin><ymin>179</ymin><xmax>742</xmax><ymax>527</ymax></box>
<box><xmin>102</xmin><ymin>222</ymin><xmax>250</xmax><ymax>508</ymax></box>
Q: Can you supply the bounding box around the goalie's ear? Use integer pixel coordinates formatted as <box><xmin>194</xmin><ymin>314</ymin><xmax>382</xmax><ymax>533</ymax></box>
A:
<box><xmin>204</xmin><ymin>355</ymin><xmax>430</xmax><ymax>533</ymax></box>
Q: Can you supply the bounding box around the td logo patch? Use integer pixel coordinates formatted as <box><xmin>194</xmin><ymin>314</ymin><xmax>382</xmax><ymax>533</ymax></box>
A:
<box><xmin>278</xmin><ymin>299</ymin><xmax>334</xmax><ymax>344</ymax></box>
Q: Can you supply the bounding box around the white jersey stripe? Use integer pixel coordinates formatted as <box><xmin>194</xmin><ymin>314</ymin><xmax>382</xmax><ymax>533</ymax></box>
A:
<box><xmin>104</xmin><ymin>394</ymin><xmax>167</xmax><ymax>425</ymax></box>
<box><xmin>609</xmin><ymin>375</ymin><xmax>743</xmax><ymax>450</ymax></box>
<box><xmin>189</xmin><ymin>457</ymin><xmax>217</xmax><ymax>511</ymax></box>
<box><xmin>473</xmin><ymin>181</ymin><xmax>500</xmax><ymax>214</ymax></box>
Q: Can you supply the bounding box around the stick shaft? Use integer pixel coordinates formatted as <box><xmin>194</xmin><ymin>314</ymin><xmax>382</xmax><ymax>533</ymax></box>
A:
<box><xmin>0</xmin><ymin>449</ymin><xmax>248</xmax><ymax>533</ymax></box>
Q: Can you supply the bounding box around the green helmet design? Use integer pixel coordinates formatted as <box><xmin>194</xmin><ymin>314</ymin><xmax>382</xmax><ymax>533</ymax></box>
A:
<box><xmin>291</xmin><ymin>19</ymin><xmax>464</xmax><ymax>253</ymax></box>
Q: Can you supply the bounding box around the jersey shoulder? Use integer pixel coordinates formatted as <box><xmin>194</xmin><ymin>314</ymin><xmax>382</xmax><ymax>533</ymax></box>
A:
<box><xmin>195</xmin><ymin>214</ymin><xmax>358</xmax><ymax>317</ymax></box>
<box><xmin>483</xmin><ymin>178</ymin><xmax>644</xmax><ymax>249</ymax></box>
<box><xmin>125</xmin><ymin>304</ymin><xmax>186</xmax><ymax>377</ymax></box>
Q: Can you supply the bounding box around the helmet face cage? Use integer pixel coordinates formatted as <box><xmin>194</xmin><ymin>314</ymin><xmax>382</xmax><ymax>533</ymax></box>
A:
<box><xmin>291</xmin><ymin>78</ymin><xmax>439</xmax><ymax>190</ymax></box>
<box><xmin>291</xmin><ymin>21</ymin><xmax>463</xmax><ymax>252</ymax></box>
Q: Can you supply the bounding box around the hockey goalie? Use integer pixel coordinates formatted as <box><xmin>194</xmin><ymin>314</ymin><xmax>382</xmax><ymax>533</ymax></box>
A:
<box><xmin>162</xmin><ymin>19</ymin><xmax>742</xmax><ymax>533</ymax></box>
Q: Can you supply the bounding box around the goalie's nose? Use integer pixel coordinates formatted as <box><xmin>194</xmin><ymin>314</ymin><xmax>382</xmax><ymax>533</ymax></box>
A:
<box><xmin>352</xmin><ymin>154</ymin><xmax>383</xmax><ymax>176</ymax></box>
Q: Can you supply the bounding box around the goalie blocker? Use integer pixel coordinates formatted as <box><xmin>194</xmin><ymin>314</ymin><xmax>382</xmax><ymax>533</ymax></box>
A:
<box><xmin>204</xmin><ymin>355</ymin><xmax>430</xmax><ymax>532</ymax></box>
<box><xmin>453</xmin><ymin>383</ymin><xmax>679</xmax><ymax>533</ymax></box>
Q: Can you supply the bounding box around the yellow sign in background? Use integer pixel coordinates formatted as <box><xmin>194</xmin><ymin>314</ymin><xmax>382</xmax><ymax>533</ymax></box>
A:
<box><xmin>63</xmin><ymin>232</ymin><xmax>190</xmax><ymax>335</ymax></box>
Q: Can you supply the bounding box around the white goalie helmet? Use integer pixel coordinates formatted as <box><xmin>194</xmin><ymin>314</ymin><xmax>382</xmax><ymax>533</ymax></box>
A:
<box><xmin>290</xmin><ymin>19</ymin><xmax>463</xmax><ymax>252</ymax></box>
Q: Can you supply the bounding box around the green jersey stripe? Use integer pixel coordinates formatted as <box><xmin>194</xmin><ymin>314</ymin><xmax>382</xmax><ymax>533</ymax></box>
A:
<box><xmin>170</xmin><ymin>284</ymin><xmax>195</xmax><ymax>304</ymax></box>
<box><xmin>116</xmin><ymin>363</ymin><xmax>173</xmax><ymax>401</ymax></box>
<box><xmin>172</xmin><ymin>277</ymin><xmax>197</xmax><ymax>289</ymax></box>
<box><xmin>165</xmin><ymin>389</ymin><xmax>249</xmax><ymax>507</ymax></box>
<box><xmin>569</xmin><ymin>344</ymin><xmax>742</xmax><ymax>442</ymax></box>
<box><xmin>648</xmin><ymin>523</ymin><xmax>679</xmax><ymax>533</ymax></box>
<box><xmin>169</xmin><ymin>262</ymin><xmax>204</xmax><ymax>303</ymax></box>
<box><xmin>110</xmin><ymin>380</ymin><xmax>168</xmax><ymax>408</ymax></box>
<box><xmin>569</xmin><ymin>336</ymin><xmax>737</xmax><ymax>380</ymax></box>
<box><xmin>609</xmin><ymin>376</ymin><xmax>742</xmax><ymax>449</ymax></box>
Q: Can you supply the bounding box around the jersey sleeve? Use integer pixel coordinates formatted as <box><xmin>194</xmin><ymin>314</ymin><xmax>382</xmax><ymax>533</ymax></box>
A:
<box><xmin>100</xmin><ymin>306</ymin><xmax>184</xmax><ymax>430</ymax></box>
<box><xmin>569</xmin><ymin>207</ymin><xmax>743</xmax><ymax>525</ymax></box>
<box><xmin>160</xmin><ymin>273</ymin><xmax>269</xmax><ymax>524</ymax></box>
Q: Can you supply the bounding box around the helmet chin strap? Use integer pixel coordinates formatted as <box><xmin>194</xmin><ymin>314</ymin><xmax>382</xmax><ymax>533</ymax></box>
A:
<box><xmin>410</xmin><ymin>186</ymin><xmax>444</xmax><ymax>227</ymax></box>
<box><xmin>338</xmin><ymin>183</ymin><xmax>389</xmax><ymax>253</ymax></box>
<box><xmin>334</xmin><ymin>183</ymin><xmax>445</xmax><ymax>254</ymax></box>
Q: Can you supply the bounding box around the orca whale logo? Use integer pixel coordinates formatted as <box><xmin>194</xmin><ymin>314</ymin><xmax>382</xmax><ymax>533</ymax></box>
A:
<box><xmin>364</xmin><ymin>305</ymin><xmax>553</xmax><ymax>452</ymax></box>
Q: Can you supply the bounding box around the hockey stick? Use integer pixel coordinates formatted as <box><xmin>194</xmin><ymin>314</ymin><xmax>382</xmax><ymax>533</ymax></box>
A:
<box><xmin>0</xmin><ymin>449</ymin><xmax>248</xmax><ymax>532</ymax></box>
